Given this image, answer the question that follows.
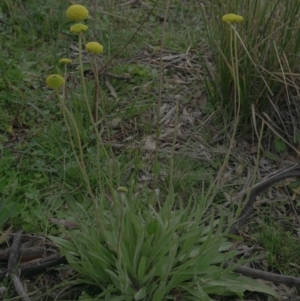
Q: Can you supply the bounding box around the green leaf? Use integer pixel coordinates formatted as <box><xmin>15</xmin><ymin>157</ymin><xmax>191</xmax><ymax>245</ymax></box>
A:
<box><xmin>137</xmin><ymin>256</ymin><xmax>146</xmax><ymax>283</ymax></box>
<box><xmin>105</xmin><ymin>269</ymin><xmax>122</xmax><ymax>290</ymax></box>
<box><xmin>274</xmin><ymin>136</ymin><xmax>286</xmax><ymax>152</ymax></box>
<box><xmin>134</xmin><ymin>286</ymin><xmax>147</xmax><ymax>300</ymax></box>
<box><xmin>153</xmin><ymin>160</ymin><xmax>160</xmax><ymax>176</ymax></box>
<box><xmin>202</xmin><ymin>273</ymin><xmax>277</xmax><ymax>298</ymax></box>
<box><xmin>143</xmin><ymin>265</ymin><xmax>156</xmax><ymax>283</ymax></box>
<box><xmin>152</xmin><ymin>284</ymin><xmax>166</xmax><ymax>301</ymax></box>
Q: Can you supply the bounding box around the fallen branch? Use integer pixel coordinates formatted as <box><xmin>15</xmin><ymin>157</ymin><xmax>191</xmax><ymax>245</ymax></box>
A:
<box><xmin>8</xmin><ymin>231</ymin><xmax>31</xmax><ymax>301</ymax></box>
<box><xmin>225</xmin><ymin>261</ymin><xmax>300</xmax><ymax>286</ymax></box>
<box><xmin>7</xmin><ymin>231</ymin><xmax>22</xmax><ymax>274</ymax></box>
<box><xmin>230</xmin><ymin>163</ymin><xmax>300</xmax><ymax>234</ymax></box>
<box><xmin>0</xmin><ymin>254</ymin><xmax>67</xmax><ymax>281</ymax></box>
<box><xmin>0</xmin><ymin>246</ymin><xmax>45</xmax><ymax>261</ymax></box>
<box><xmin>225</xmin><ymin>164</ymin><xmax>300</xmax><ymax>287</ymax></box>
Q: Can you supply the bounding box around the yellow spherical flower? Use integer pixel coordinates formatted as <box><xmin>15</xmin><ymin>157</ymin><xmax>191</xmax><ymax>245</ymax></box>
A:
<box><xmin>46</xmin><ymin>74</ymin><xmax>65</xmax><ymax>89</ymax></box>
<box><xmin>66</xmin><ymin>4</ymin><xmax>89</xmax><ymax>21</ymax></box>
<box><xmin>222</xmin><ymin>14</ymin><xmax>243</xmax><ymax>23</ymax></box>
<box><xmin>59</xmin><ymin>58</ymin><xmax>72</xmax><ymax>64</ymax></box>
<box><xmin>85</xmin><ymin>42</ymin><xmax>103</xmax><ymax>54</ymax></box>
<box><xmin>70</xmin><ymin>23</ymin><xmax>88</xmax><ymax>33</ymax></box>
<box><xmin>117</xmin><ymin>186</ymin><xmax>128</xmax><ymax>193</ymax></box>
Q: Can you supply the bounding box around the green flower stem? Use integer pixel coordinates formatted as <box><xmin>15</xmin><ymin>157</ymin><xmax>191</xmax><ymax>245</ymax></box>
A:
<box><xmin>205</xmin><ymin>23</ymin><xmax>241</xmax><ymax>209</ymax></box>
<box><xmin>55</xmin><ymin>90</ymin><xmax>100</xmax><ymax>216</ymax></box>
<box><xmin>232</xmin><ymin>29</ymin><xmax>273</xmax><ymax>98</ymax></box>
<box><xmin>152</xmin><ymin>0</ymin><xmax>170</xmax><ymax>204</ymax></box>
<box><xmin>91</xmin><ymin>55</ymin><xmax>117</xmax><ymax>181</ymax></box>
<box><xmin>218</xmin><ymin>24</ymin><xmax>241</xmax><ymax>173</ymax></box>
<box><xmin>92</xmin><ymin>56</ymin><xmax>99</xmax><ymax>124</ymax></box>
<box><xmin>62</xmin><ymin>65</ymin><xmax>68</xmax><ymax>105</ymax></box>
<box><xmin>78</xmin><ymin>34</ymin><xmax>103</xmax><ymax>189</ymax></box>
<box><xmin>116</xmin><ymin>193</ymin><xmax>124</xmax><ymax>263</ymax></box>
<box><xmin>78</xmin><ymin>33</ymin><xmax>113</xmax><ymax>191</ymax></box>
<box><xmin>168</xmin><ymin>100</ymin><xmax>179</xmax><ymax>200</ymax></box>
<box><xmin>78</xmin><ymin>33</ymin><xmax>90</xmax><ymax>115</ymax></box>
<box><xmin>59</xmin><ymin>96</ymin><xmax>83</xmax><ymax>175</ymax></box>
<box><xmin>232</xmin><ymin>24</ymin><xmax>241</xmax><ymax>120</ymax></box>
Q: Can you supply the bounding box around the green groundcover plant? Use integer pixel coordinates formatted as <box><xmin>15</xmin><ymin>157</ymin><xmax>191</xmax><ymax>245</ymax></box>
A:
<box><xmin>202</xmin><ymin>0</ymin><xmax>300</xmax><ymax>124</ymax></box>
<box><xmin>47</xmin><ymin>3</ymin><xmax>278</xmax><ymax>301</ymax></box>
<box><xmin>51</xmin><ymin>188</ymin><xmax>277</xmax><ymax>301</ymax></box>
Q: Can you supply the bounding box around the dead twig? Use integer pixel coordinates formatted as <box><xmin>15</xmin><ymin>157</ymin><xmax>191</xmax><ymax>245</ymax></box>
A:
<box><xmin>8</xmin><ymin>231</ymin><xmax>31</xmax><ymax>301</ymax></box>
<box><xmin>7</xmin><ymin>231</ymin><xmax>21</xmax><ymax>275</ymax></box>
<box><xmin>105</xmin><ymin>72</ymin><xmax>131</xmax><ymax>80</ymax></box>
<box><xmin>224</xmin><ymin>261</ymin><xmax>300</xmax><ymax>286</ymax></box>
<box><xmin>0</xmin><ymin>254</ymin><xmax>67</xmax><ymax>281</ymax></box>
<box><xmin>230</xmin><ymin>163</ymin><xmax>300</xmax><ymax>234</ymax></box>
<box><xmin>0</xmin><ymin>246</ymin><xmax>45</xmax><ymax>261</ymax></box>
<box><xmin>0</xmin><ymin>286</ymin><xmax>6</xmax><ymax>297</ymax></box>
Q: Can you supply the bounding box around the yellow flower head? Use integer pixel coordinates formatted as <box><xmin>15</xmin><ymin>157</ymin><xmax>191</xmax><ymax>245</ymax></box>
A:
<box><xmin>46</xmin><ymin>74</ymin><xmax>65</xmax><ymax>89</ymax></box>
<box><xmin>70</xmin><ymin>23</ymin><xmax>88</xmax><ymax>33</ymax></box>
<box><xmin>59</xmin><ymin>58</ymin><xmax>72</xmax><ymax>65</ymax></box>
<box><xmin>66</xmin><ymin>4</ymin><xmax>89</xmax><ymax>21</ymax></box>
<box><xmin>222</xmin><ymin>14</ymin><xmax>243</xmax><ymax>23</ymax></box>
<box><xmin>85</xmin><ymin>42</ymin><xmax>104</xmax><ymax>54</ymax></box>
<box><xmin>117</xmin><ymin>186</ymin><xmax>128</xmax><ymax>193</ymax></box>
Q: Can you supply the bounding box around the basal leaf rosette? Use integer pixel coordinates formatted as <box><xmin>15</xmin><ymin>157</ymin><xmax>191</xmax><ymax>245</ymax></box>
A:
<box><xmin>46</xmin><ymin>74</ymin><xmax>65</xmax><ymax>89</ymax></box>
<box><xmin>222</xmin><ymin>14</ymin><xmax>243</xmax><ymax>23</ymax></box>
<box><xmin>85</xmin><ymin>42</ymin><xmax>103</xmax><ymax>54</ymax></box>
<box><xmin>66</xmin><ymin>4</ymin><xmax>89</xmax><ymax>21</ymax></box>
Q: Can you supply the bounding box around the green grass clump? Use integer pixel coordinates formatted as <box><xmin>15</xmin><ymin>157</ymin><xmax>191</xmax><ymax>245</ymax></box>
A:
<box><xmin>256</xmin><ymin>221</ymin><xmax>300</xmax><ymax>277</ymax></box>
<box><xmin>2</xmin><ymin>0</ymin><xmax>298</xmax><ymax>299</ymax></box>
<box><xmin>202</xmin><ymin>0</ymin><xmax>300</xmax><ymax>128</ymax></box>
